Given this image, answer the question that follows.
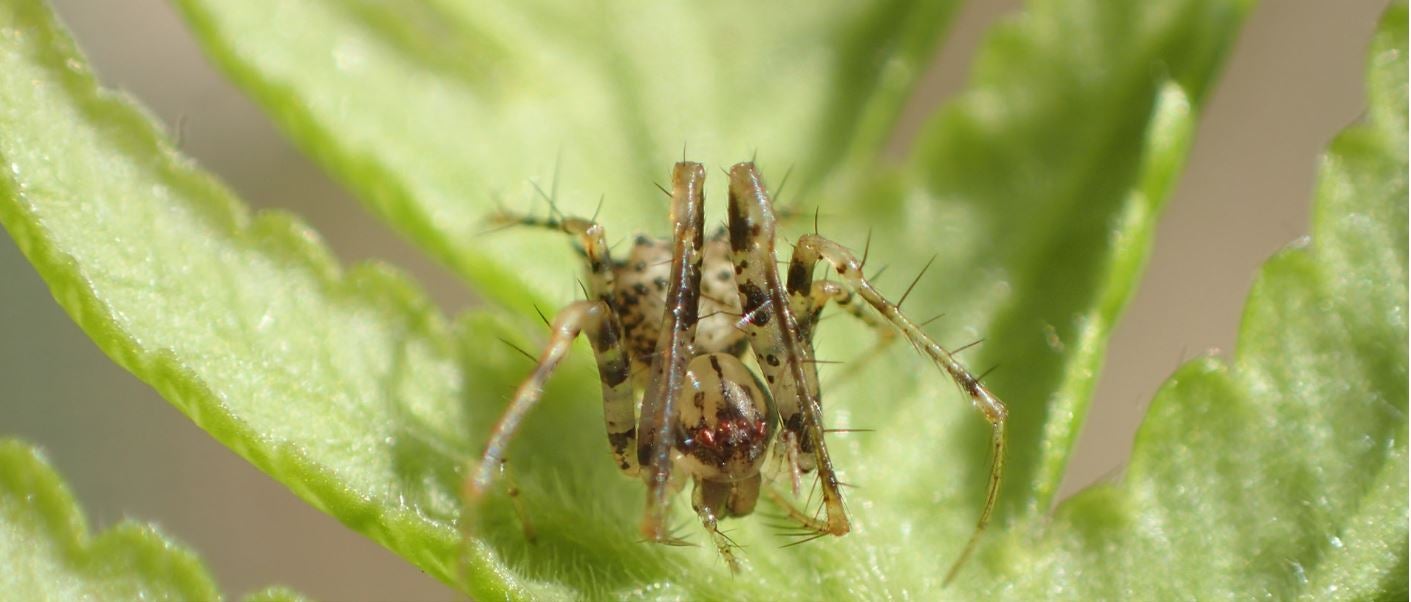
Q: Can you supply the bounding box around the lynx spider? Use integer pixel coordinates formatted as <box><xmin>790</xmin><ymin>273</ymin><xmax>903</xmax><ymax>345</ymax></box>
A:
<box><xmin>465</xmin><ymin>162</ymin><xmax>1007</xmax><ymax>581</ymax></box>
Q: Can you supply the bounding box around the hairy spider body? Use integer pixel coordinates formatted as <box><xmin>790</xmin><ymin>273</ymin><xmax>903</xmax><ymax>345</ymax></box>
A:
<box><xmin>614</xmin><ymin>236</ymin><xmax>748</xmax><ymax>380</ymax></box>
<box><xmin>466</xmin><ymin>162</ymin><xmax>1007</xmax><ymax>580</ymax></box>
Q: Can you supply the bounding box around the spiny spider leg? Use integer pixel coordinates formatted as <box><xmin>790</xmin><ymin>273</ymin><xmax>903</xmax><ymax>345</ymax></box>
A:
<box><xmin>789</xmin><ymin>233</ymin><xmax>1008</xmax><ymax>584</ymax></box>
<box><xmin>762</xmin><ymin>485</ymin><xmax>832</xmax><ymax>535</ymax></box>
<box><xmin>693</xmin><ymin>476</ymin><xmax>761</xmax><ymax>572</ymax></box>
<box><xmin>483</xmin><ymin>212</ymin><xmax>617</xmax><ymax>303</ymax></box>
<box><xmin>792</xmin><ymin>279</ymin><xmax>899</xmax><ymax>390</ymax></box>
<box><xmin>636</xmin><ymin>162</ymin><xmax>707</xmax><ymax>541</ymax></box>
<box><xmin>496</xmin><ymin>457</ymin><xmax>536</xmax><ymax>543</ymax></box>
<box><xmin>747</xmin><ymin>279</ymin><xmax>897</xmax><ymax>500</ymax></box>
<box><xmin>725</xmin><ymin>162</ymin><xmax>850</xmax><ymax>537</ymax></box>
<box><xmin>478</xmin><ymin>210</ymin><xmax>638</xmax><ymax>472</ymax></box>
<box><xmin>464</xmin><ymin>300</ymin><xmax>637</xmax><ymax>526</ymax></box>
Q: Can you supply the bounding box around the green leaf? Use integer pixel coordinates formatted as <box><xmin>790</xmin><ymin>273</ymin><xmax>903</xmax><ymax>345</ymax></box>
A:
<box><xmin>0</xmin><ymin>439</ymin><xmax>308</xmax><ymax>602</ymax></box>
<box><xmin>853</xmin><ymin>0</ymin><xmax>1254</xmax><ymax>525</ymax></box>
<box><xmin>0</xmin><ymin>0</ymin><xmax>484</xmax><ymax>593</ymax></box>
<box><xmin>0</xmin><ymin>439</ymin><xmax>220</xmax><ymax>600</ymax></box>
<box><xmin>172</xmin><ymin>0</ymin><xmax>964</xmax><ymax>310</ymax></box>
<box><xmin>0</xmin><ymin>0</ymin><xmax>1273</xmax><ymax>597</ymax></box>
<box><xmin>977</xmin><ymin>4</ymin><xmax>1408</xmax><ymax>598</ymax></box>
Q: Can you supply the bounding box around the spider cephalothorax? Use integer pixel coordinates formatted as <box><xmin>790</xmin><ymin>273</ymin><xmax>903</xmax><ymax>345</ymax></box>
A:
<box><xmin>466</xmin><ymin>162</ymin><xmax>1007</xmax><ymax>579</ymax></box>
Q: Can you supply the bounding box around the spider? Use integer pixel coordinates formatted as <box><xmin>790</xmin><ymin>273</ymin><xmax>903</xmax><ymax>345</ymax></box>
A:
<box><xmin>465</xmin><ymin>161</ymin><xmax>1007</xmax><ymax>581</ymax></box>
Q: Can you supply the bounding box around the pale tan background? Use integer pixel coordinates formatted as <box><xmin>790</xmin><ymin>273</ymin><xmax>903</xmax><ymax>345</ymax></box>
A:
<box><xmin>0</xmin><ymin>1</ymin><xmax>1392</xmax><ymax>599</ymax></box>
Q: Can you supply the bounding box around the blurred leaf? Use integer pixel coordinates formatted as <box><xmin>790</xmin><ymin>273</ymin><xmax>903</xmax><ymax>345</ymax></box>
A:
<box><xmin>173</xmin><ymin>0</ymin><xmax>963</xmax><ymax>309</ymax></box>
<box><xmin>976</xmin><ymin>4</ymin><xmax>1408</xmax><ymax>598</ymax></box>
<box><xmin>0</xmin><ymin>439</ymin><xmax>307</xmax><ymax>602</ymax></box>
<box><xmin>853</xmin><ymin>0</ymin><xmax>1253</xmax><ymax>524</ymax></box>
<box><xmin>0</xmin><ymin>0</ymin><xmax>485</xmax><ymax>593</ymax></box>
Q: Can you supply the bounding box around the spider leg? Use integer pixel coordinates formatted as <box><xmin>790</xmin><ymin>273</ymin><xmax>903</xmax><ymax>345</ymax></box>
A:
<box><xmin>692</xmin><ymin>478</ymin><xmax>752</xmax><ymax>573</ymax></box>
<box><xmin>496</xmin><ymin>457</ymin><xmax>536</xmax><ymax>543</ymax></box>
<box><xmin>762</xmin><ymin>485</ymin><xmax>832</xmax><ymax>536</ymax></box>
<box><xmin>777</xmin><ymin>425</ymin><xmax>804</xmax><ymax>498</ymax></box>
<box><xmin>789</xmin><ymin>233</ymin><xmax>1007</xmax><ymax>584</ymax></box>
<box><xmin>726</xmin><ymin>162</ymin><xmax>850</xmax><ymax>537</ymax></box>
<box><xmin>464</xmin><ymin>300</ymin><xmax>638</xmax><ymax>530</ymax></box>
<box><xmin>637</xmin><ymin>162</ymin><xmax>707</xmax><ymax>541</ymax></box>
<box><xmin>483</xmin><ymin>211</ymin><xmax>616</xmax><ymax>301</ymax></box>
<box><xmin>478</xmin><ymin>209</ymin><xmax>637</xmax><ymax>473</ymax></box>
<box><xmin>705</xmin><ymin>163</ymin><xmax>808</xmax><ymax>241</ymax></box>
<box><xmin>793</xmin><ymin>279</ymin><xmax>898</xmax><ymax>387</ymax></box>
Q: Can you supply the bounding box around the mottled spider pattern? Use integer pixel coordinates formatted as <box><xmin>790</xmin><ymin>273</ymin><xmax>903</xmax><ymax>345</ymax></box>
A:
<box><xmin>465</xmin><ymin>162</ymin><xmax>1007</xmax><ymax>580</ymax></box>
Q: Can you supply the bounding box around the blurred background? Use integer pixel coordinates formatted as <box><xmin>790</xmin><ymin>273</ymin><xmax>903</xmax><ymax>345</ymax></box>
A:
<box><xmin>0</xmin><ymin>1</ymin><xmax>1391</xmax><ymax>599</ymax></box>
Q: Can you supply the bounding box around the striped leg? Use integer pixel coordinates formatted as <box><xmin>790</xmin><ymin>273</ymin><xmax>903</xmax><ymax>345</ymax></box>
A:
<box><xmin>636</xmin><ymin>162</ymin><xmax>707</xmax><ymax>541</ymax></box>
<box><xmin>485</xmin><ymin>212</ymin><xmax>617</xmax><ymax>302</ymax></box>
<box><xmin>755</xmin><ymin>278</ymin><xmax>898</xmax><ymax>499</ymax></box>
<box><xmin>465</xmin><ymin>300</ymin><xmax>637</xmax><ymax>528</ymax></box>
<box><xmin>481</xmin><ymin>210</ymin><xmax>637</xmax><ymax>472</ymax></box>
<box><xmin>789</xmin><ymin>233</ymin><xmax>1007</xmax><ymax>584</ymax></box>
<box><xmin>793</xmin><ymin>279</ymin><xmax>898</xmax><ymax>387</ymax></box>
<box><xmin>692</xmin><ymin>478</ymin><xmax>754</xmax><ymax>572</ymax></box>
<box><xmin>726</xmin><ymin>162</ymin><xmax>850</xmax><ymax>537</ymax></box>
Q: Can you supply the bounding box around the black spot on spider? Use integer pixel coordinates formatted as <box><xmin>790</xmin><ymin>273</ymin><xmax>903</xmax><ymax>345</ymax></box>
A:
<box><xmin>634</xmin><ymin>261</ymin><xmax>646</xmax><ymax>272</ymax></box>
<box><xmin>783</xmin><ymin>414</ymin><xmax>816</xmax><ymax>454</ymax></box>
<box><xmin>685</xmin><ymin>440</ymin><xmax>730</xmax><ymax>468</ymax></box>
<box><xmin>765</xmin><ymin>354</ymin><xmax>780</xmax><ymax>367</ymax></box>
<box><xmin>676</xmin><ymin>303</ymin><xmax>700</xmax><ymax>330</ymax></box>
<box><xmin>595</xmin><ymin>322</ymin><xmax>619</xmax><ymax>350</ymax></box>
<box><xmin>787</xmin><ymin>262</ymin><xmax>810</xmax><ymax>293</ymax></box>
<box><xmin>635</xmin><ymin>235</ymin><xmax>651</xmax><ymax>246</ymax></box>
<box><xmin>637</xmin><ymin>440</ymin><xmax>655</xmax><ymax>467</ymax></box>
<box><xmin>693</xmin><ymin>390</ymin><xmax>706</xmax><ymax>410</ymax></box>
<box><xmin>959</xmin><ymin>372</ymin><xmax>981</xmax><ymax>396</ymax></box>
<box><xmin>716</xmin><ymin>270</ymin><xmax>732</xmax><ymax>283</ymax></box>
<box><xmin>600</xmin><ymin>356</ymin><xmax>629</xmax><ymax>387</ymax></box>
<box><xmin>738</xmin><ymin>282</ymin><xmax>770</xmax><ymax>326</ymax></box>
<box><xmin>653</xmin><ymin>276</ymin><xmax>668</xmax><ymax>291</ymax></box>
<box><xmin>609</xmin><ymin>427</ymin><xmax>635</xmax><ymax>453</ymax></box>
<box><xmin>634</xmin><ymin>283</ymin><xmax>649</xmax><ymax>296</ymax></box>
<box><xmin>784</xmin><ymin>413</ymin><xmax>804</xmax><ymax>435</ymax></box>
<box><xmin>727</xmin><ymin>197</ymin><xmax>750</xmax><ymax>251</ymax></box>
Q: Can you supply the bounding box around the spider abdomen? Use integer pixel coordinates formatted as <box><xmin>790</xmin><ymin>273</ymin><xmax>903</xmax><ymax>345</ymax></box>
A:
<box><xmin>674</xmin><ymin>353</ymin><xmax>777</xmax><ymax>485</ymax></box>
